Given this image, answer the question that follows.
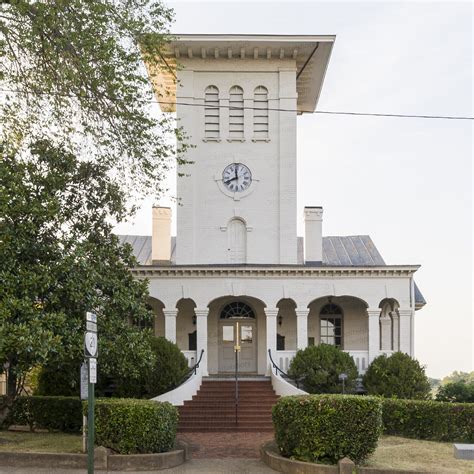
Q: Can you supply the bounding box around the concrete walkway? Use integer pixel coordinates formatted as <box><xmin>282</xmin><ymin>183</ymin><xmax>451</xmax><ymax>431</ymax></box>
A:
<box><xmin>0</xmin><ymin>458</ymin><xmax>277</xmax><ymax>473</ymax></box>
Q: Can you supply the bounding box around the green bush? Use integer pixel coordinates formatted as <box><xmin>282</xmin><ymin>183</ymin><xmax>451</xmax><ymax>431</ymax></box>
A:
<box><xmin>273</xmin><ymin>395</ymin><xmax>382</xmax><ymax>465</ymax></box>
<box><xmin>3</xmin><ymin>396</ymin><xmax>82</xmax><ymax>432</ymax></box>
<box><xmin>363</xmin><ymin>352</ymin><xmax>431</xmax><ymax>400</ymax></box>
<box><xmin>116</xmin><ymin>336</ymin><xmax>189</xmax><ymax>398</ymax></box>
<box><xmin>382</xmin><ymin>398</ymin><xmax>474</xmax><ymax>442</ymax></box>
<box><xmin>36</xmin><ymin>360</ymin><xmax>80</xmax><ymax>396</ymax></box>
<box><xmin>288</xmin><ymin>344</ymin><xmax>358</xmax><ymax>394</ymax></box>
<box><xmin>435</xmin><ymin>381</ymin><xmax>474</xmax><ymax>403</ymax></box>
<box><xmin>88</xmin><ymin>398</ymin><xmax>178</xmax><ymax>454</ymax></box>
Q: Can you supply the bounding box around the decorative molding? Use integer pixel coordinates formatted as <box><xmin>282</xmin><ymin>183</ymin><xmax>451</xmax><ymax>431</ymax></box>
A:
<box><xmin>131</xmin><ymin>266</ymin><xmax>420</xmax><ymax>279</ymax></box>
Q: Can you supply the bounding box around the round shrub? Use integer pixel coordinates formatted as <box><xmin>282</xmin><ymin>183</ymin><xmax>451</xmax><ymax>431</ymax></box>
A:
<box><xmin>273</xmin><ymin>395</ymin><xmax>382</xmax><ymax>465</ymax></box>
<box><xmin>90</xmin><ymin>399</ymin><xmax>178</xmax><ymax>454</ymax></box>
<box><xmin>363</xmin><ymin>352</ymin><xmax>431</xmax><ymax>399</ymax></box>
<box><xmin>115</xmin><ymin>336</ymin><xmax>189</xmax><ymax>398</ymax></box>
<box><xmin>288</xmin><ymin>344</ymin><xmax>358</xmax><ymax>394</ymax></box>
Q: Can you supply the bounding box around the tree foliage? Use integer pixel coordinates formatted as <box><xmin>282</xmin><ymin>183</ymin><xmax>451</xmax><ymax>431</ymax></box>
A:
<box><xmin>288</xmin><ymin>344</ymin><xmax>359</xmax><ymax>394</ymax></box>
<box><xmin>363</xmin><ymin>352</ymin><xmax>431</xmax><ymax>400</ymax></box>
<box><xmin>0</xmin><ymin>0</ymin><xmax>186</xmax><ymax>205</ymax></box>
<box><xmin>435</xmin><ymin>381</ymin><xmax>474</xmax><ymax>403</ymax></box>
<box><xmin>441</xmin><ymin>371</ymin><xmax>474</xmax><ymax>386</ymax></box>
<box><xmin>0</xmin><ymin>140</ymin><xmax>156</xmax><ymax>416</ymax></box>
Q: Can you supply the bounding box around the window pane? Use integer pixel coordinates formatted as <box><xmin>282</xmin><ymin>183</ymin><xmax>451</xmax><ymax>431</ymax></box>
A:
<box><xmin>223</xmin><ymin>326</ymin><xmax>234</xmax><ymax>342</ymax></box>
<box><xmin>241</xmin><ymin>326</ymin><xmax>253</xmax><ymax>343</ymax></box>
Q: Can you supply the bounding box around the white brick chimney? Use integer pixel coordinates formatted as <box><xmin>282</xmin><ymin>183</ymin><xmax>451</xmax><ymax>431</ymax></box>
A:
<box><xmin>304</xmin><ymin>207</ymin><xmax>323</xmax><ymax>264</ymax></box>
<box><xmin>152</xmin><ymin>206</ymin><xmax>171</xmax><ymax>264</ymax></box>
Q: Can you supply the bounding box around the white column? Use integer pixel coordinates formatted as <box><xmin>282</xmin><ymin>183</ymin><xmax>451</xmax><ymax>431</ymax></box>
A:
<box><xmin>380</xmin><ymin>314</ymin><xmax>392</xmax><ymax>351</ymax></box>
<box><xmin>398</xmin><ymin>309</ymin><xmax>412</xmax><ymax>356</ymax></box>
<box><xmin>163</xmin><ymin>309</ymin><xmax>177</xmax><ymax>344</ymax></box>
<box><xmin>295</xmin><ymin>309</ymin><xmax>309</xmax><ymax>350</ymax></box>
<box><xmin>367</xmin><ymin>308</ymin><xmax>381</xmax><ymax>364</ymax></box>
<box><xmin>390</xmin><ymin>311</ymin><xmax>399</xmax><ymax>351</ymax></box>
<box><xmin>195</xmin><ymin>308</ymin><xmax>208</xmax><ymax>376</ymax></box>
<box><xmin>266</xmin><ymin>308</ymin><xmax>278</xmax><ymax>375</ymax></box>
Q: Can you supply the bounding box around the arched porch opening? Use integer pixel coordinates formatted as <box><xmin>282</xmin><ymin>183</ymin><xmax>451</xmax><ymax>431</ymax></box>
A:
<box><xmin>176</xmin><ymin>298</ymin><xmax>197</xmax><ymax>366</ymax></box>
<box><xmin>207</xmin><ymin>295</ymin><xmax>267</xmax><ymax>375</ymax></box>
<box><xmin>379</xmin><ymin>298</ymin><xmax>400</xmax><ymax>352</ymax></box>
<box><xmin>147</xmin><ymin>297</ymin><xmax>165</xmax><ymax>337</ymax></box>
<box><xmin>275</xmin><ymin>299</ymin><xmax>297</xmax><ymax>351</ymax></box>
<box><xmin>307</xmin><ymin>295</ymin><xmax>369</xmax><ymax>374</ymax></box>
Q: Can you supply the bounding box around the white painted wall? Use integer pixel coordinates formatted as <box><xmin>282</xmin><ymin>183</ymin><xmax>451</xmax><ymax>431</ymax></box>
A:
<box><xmin>175</xmin><ymin>58</ymin><xmax>297</xmax><ymax>265</ymax></box>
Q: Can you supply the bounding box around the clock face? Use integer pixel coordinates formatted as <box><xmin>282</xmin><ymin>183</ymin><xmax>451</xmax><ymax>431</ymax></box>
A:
<box><xmin>222</xmin><ymin>163</ymin><xmax>252</xmax><ymax>193</ymax></box>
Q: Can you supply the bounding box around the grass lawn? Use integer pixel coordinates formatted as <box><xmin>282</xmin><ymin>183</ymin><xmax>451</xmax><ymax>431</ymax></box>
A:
<box><xmin>368</xmin><ymin>436</ymin><xmax>474</xmax><ymax>473</ymax></box>
<box><xmin>0</xmin><ymin>430</ymin><xmax>82</xmax><ymax>453</ymax></box>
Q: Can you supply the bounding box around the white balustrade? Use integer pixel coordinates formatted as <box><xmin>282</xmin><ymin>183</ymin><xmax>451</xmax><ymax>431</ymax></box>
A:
<box><xmin>181</xmin><ymin>350</ymin><xmax>197</xmax><ymax>367</ymax></box>
<box><xmin>276</xmin><ymin>350</ymin><xmax>296</xmax><ymax>372</ymax></box>
<box><xmin>345</xmin><ymin>350</ymin><xmax>369</xmax><ymax>374</ymax></box>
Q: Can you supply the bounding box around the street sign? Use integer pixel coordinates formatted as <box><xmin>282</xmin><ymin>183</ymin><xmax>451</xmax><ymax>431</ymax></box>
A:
<box><xmin>84</xmin><ymin>332</ymin><xmax>98</xmax><ymax>357</ymax></box>
<box><xmin>339</xmin><ymin>373</ymin><xmax>348</xmax><ymax>381</ymax></box>
<box><xmin>89</xmin><ymin>358</ymin><xmax>97</xmax><ymax>384</ymax></box>
<box><xmin>86</xmin><ymin>312</ymin><xmax>97</xmax><ymax>323</ymax></box>
<box><xmin>80</xmin><ymin>362</ymin><xmax>88</xmax><ymax>400</ymax></box>
<box><xmin>86</xmin><ymin>321</ymin><xmax>97</xmax><ymax>332</ymax></box>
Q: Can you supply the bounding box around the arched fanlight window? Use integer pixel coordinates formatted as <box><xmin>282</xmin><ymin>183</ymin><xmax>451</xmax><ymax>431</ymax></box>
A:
<box><xmin>253</xmin><ymin>86</ymin><xmax>268</xmax><ymax>139</ymax></box>
<box><xmin>220</xmin><ymin>302</ymin><xmax>255</xmax><ymax>319</ymax></box>
<box><xmin>204</xmin><ymin>86</ymin><xmax>220</xmax><ymax>139</ymax></box>
<box><xmin>229</xmin><ymin>86</ymin><xmax>244</xmax><ymax>139</ymax></box>
<box><xmin>319</xmin><ymin>303</ymin><xmax>343</xmax><ymax>347</ymax></box>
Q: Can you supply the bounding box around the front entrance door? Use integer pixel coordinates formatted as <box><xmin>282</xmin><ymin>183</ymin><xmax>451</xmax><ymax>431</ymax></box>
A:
<box><xmin>218</xmin><ymin>321</ymin><xmax>257</xmax><ymax>373</ymax></box>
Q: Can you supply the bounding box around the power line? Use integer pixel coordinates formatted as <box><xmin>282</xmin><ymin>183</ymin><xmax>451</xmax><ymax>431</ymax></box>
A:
<box><xmin>1</xmin><ymin>88</ymin><xmax>472</xmax><ymax>120</ymax></box>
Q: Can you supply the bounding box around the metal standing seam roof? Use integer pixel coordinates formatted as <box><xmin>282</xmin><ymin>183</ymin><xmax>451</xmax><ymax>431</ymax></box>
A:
<box><xmin>117</xmin><ymin>234</ymin><xmax>426</xmax><ymax>307</ymax></box>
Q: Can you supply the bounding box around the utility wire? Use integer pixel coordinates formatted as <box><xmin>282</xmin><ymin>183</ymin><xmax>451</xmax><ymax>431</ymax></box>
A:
<box><xmin>1</xmin><ymin>88</ymin><xmax>472</xmax><ymax>120</ymax></box>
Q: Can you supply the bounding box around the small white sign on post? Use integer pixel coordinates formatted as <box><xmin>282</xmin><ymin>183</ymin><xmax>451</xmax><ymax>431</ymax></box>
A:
<box><xmin>80</xmin><ymin>362</ymin><xmax>88</xmax><ymax>400</ymax></box>
<box><xmin>86</xmin><ymin>312</ymin><xmax>97</xmax><ymax>324</ymax></box>
<box><xmin>84</xmin><ymin>332</ymin><xmax>98</xmax><ymax>357</ymax></box>
<box><xmin>89</xmin><ymin>358</ymin><xmax>97</xmax><ymax>384</ymax></box>
<box><xmin>86</xmin><ymin>321</ymin><xmax>97</xmax><ymax>332</ymax></box>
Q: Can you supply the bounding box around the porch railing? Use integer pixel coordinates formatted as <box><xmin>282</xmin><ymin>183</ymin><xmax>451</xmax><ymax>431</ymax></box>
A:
<box><xmin>182</xmin><ymin>350</ymin><xmax>197</xmax><ymax>368</ymax></box>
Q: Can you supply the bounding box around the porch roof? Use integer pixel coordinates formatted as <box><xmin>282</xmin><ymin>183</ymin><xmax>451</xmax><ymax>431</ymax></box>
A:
<box><xmin>117</xmin><ymin>234</ymin><xmax>426</xmax><ymax>308</ymax></box>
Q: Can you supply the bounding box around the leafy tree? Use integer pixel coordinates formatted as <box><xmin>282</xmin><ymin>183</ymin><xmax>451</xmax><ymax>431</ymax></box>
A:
<box><xmin>288</xmin><ymin>344</ymin><xmax>358</xmax><ymax>394</ymax></box>
<box><xmin>0</xmin><ymin>0</ymin><xmax>188</xmax><ymax>207</ymax></box>
<box><xmin>363</xmin><ymin>352</ymin><xmax>431</xmax><ymax>400</ymax></box>
<box><xmin>441</xmin><ymin>371</ymin><xmax>474</xmax><ymax>386</ymax></box>
<box><xmin>435</xmin><ymin>381</ymin><xmax>474</xmax><ymax>403</ymax></box>
<box><xmin>0</xmin><ymin>140</ymin><xmax>156</xmax><ymax>421</ymax></box>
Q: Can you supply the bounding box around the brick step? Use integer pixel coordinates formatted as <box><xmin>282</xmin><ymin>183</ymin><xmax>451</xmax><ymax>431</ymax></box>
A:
<box><xmin>191</xmin><ymin>397</ymin><xmax>278</xmax><ymax>403</ymax></box>
<box><xmin>179</xmin><ymin>413</ymin><xmax>272</xmax><ymax>420</ymax></box>
<box><xmin>182</xmin><ymin>401</ymin><xmax>277</xmax><ymax>408</ymax></box>
<box><xmin>178</xmin><ymin>426</ymin><xmax>274</xmax><ymax>432</ymax></box>
<box><xmin>178</xmin><ymin>421</ymin><xmax>273</xmax><ymax>429</ymax></box>
<box><xmin>179</xmin><ymin>408</ymin><xmax>273</xmax><ymax>415</ymax></box>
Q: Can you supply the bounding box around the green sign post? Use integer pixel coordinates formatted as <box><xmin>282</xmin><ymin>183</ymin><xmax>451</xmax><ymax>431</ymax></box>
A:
<box><xmin>84</xmin><ymin>312</ymin><xmax>98</xmax><ymax>474</ymax></box>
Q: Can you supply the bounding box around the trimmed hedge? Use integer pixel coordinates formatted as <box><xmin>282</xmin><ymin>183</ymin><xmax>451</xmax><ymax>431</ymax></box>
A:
<box><xmin>273</xmin><ymin>395</ymin><xmax>382</xmax><ymax>465</ymax></box>
<box><xmin>86</xmin><ymin>398</ymin><xmax>179</xmax><ymax>454</ymax></box>
<box><xmin>3</xmin><ymin>396</ymin><xmax>82</xmax><ymax>433</ymax></box>
<box><xmin>382</xmin><ymin>398</ymin><xmax>474</xmax><ymax>442</ymax></box>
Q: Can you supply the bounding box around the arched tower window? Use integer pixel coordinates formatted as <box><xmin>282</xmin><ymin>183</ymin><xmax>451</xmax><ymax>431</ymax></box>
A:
<box><xmin>227</xmin><ymin>218</ymin><xmax>247</xmax><ymax>263</ymax></box>
<box><xmin>229</xmin><ymin>86</ymin><xmax>244</xmax><ymax>139</ymax></box>
<box><xmin>320</xmin><ymin>303</ymin><xmax>343</xmax><ymax>347</ymax></box>
<box><xmin>204</xmin><ymin>86</ymin><xmax>220</xmax><ymax>139</ymax></box>
<box><xmin>220</xmin><ymin>302</ymin><xmax>255</xmax><ymax>319</ymax></box>
<box><xmin>253</xmin><ymin>86</ymin><xmax>269</xmax><ymax>139</ymax></box>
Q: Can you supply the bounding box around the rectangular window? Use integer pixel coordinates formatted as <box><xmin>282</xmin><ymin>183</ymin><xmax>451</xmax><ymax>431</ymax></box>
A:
<box><xmin>320</xmin><ymin>317</ymin><xmax>342</xmax><ymax>347</ymax></box>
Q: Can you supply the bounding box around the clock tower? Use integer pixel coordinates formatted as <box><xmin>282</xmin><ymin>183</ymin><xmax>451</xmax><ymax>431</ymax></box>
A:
<box><xmin>153</xmin><ymin>35</ymin><xmax>334</xmax><ymax>265</ymax></box>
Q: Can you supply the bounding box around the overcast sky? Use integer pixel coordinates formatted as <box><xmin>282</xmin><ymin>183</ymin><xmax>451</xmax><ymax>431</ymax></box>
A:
<box><xmin>115</xmin><ymin>1</ymin><xmax>473</xmax><ymax>379</ymax></box>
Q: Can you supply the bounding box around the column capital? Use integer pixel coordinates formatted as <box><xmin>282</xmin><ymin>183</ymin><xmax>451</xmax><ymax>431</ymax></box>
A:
<box><xmin>398</xmin><ymin>308</ymin><xmax>413</xmax><ymax>317</ymax></box>
<box><xmin>194</xmin><ymin>308</ymin><xmax>208</xmax><ymax>317</ymax></box>
<box><xmin>265</xmin><ymin>308</ymin><xmax>278</xmax><ymax>318</ymax></box>
<box><xmin>163</xmin><ymin>309</ymin><xmax>177</xmax><ymax>317</ymax></box>
<box><xmin>367</xmin><ymin>308</ymin><xmax>381</xmax><ymax>317</ymax></box>
<box><xmin>295</xmin><ymin>309</ymin><xmax>309</xmax><ymax>317</ymax></box>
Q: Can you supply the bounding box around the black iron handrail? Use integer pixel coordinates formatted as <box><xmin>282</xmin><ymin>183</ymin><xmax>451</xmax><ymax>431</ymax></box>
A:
<box><xmin>169</xmin><ymin>349</ymin><xmax>205</xmax><ymax>391</ymax></box>
<box><xmin>268</xmin><ymin>349</ymin><xmax>301</xmax><ymax>389</ymax></box>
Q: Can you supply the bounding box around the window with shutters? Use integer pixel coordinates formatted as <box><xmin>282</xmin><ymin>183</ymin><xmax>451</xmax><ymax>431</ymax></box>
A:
<box><xmin>204</xmin><ymin>86</ymin><xmax>220</xmax><ymax>139</ymax></box>
<box><xmin>228</xmin><ymin>86</ymin><xmax>244</xmax><ymax>140</ymax></box>
<box><xmin>253</xmin><ymin>86</ymin><xmax>269</xmax><ymax>140</ymax></box>
<box><xmin>227</xmin><ymin>218</ymin><xmax>247</xmax><ymax>263</ymax></box>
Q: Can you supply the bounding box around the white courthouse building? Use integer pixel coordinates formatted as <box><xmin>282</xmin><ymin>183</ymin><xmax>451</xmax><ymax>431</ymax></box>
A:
<box><xmin>120</xmin><ymin>35</ymin><xmax>426</xmax><ymax>381</ymax></box>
